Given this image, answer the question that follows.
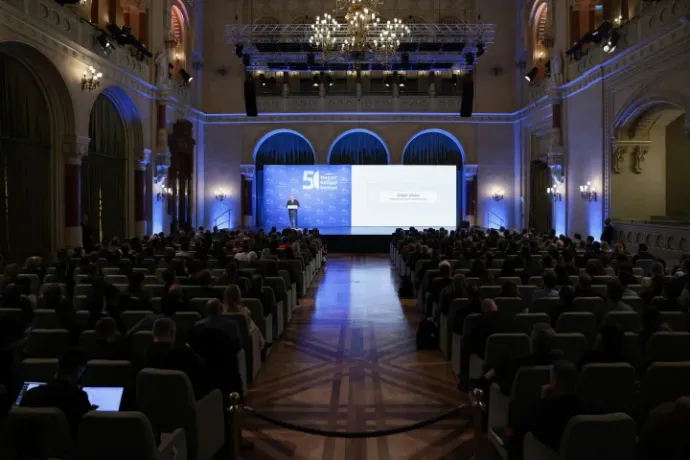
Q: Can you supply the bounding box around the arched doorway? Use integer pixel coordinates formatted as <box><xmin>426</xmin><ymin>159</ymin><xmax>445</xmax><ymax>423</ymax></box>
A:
<box><xmin>327</xmin><ymin>129</ymin><xmax>389</xmax><ymax>165</ymax></box>
<box><xmin>253</xmin><ymin>129</ymin><xmax>316</xmax><ymax>226</ymax></box>
<box><xmin>0</xmin><ymin>42</ymin><xmax>75</xmax><ymax>261</ymax></box>
<box><xmin>168</xmin><ymin>119</ymin><xmax>195</xmax><ymax>232</ymax></box>
<box><xmin>83</xmin><ymin>88</ymin><xmax>138</xmax><ymax>245</ymax></box>
<box><xmin>611</xmin><ymin>99</ymin><xmax>690</xmax><ymax>223</ymax></box>
<box><xmin>402</xmin><ymin>129</ymin><xmax>466</xmax><ymax>224</ymax></box>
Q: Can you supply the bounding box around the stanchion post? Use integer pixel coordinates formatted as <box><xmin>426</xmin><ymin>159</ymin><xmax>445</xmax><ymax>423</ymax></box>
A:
<box><xmin>228</xmin><ymin>392</ymin><xmax>241</xmax><ymax>459</ymax></box>
<box><xmin>470</xmin><ymin>388</ymin><xmax>486</xmax><ymax>452</ymax></box>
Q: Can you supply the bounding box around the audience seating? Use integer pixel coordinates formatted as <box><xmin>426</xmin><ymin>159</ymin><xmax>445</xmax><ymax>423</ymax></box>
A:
<box><xmin>524</xmin><ymin>413</ymin><xmax>637</xmax><ymax>460</ymax></box>
<box><xmin>81</xmin><ymin>360</ymin><xmax>132</xmax><ymax>387</ymax></box>
<box><xmin>552</xmin><ymin>333</ymin><xmax>588</xmax><ymax>364</ymax></box>
<box><xmin>646</xmin><ymin>332</ymin><xmax>690</xmax><ymax>362</ymax></box>
<box><xmin>3</xmin><ymin>407</ymin><xmax>75</xmax><ymax>459</ymax></box>
<box><xmin>470</xmin><ymin>333</ymin><xmax>531</xmax><ymax>379</ymax></box>
<box><xmin>514</xmin><ymin>312</ymin><xmax>550</xmax><ymax>334</ymax></box>
<box><xmin>641</xmin><ymin>362</ymin><xmax>690</xmax><ymax>415</ymax></box>
<box><xmin>77</xmin><ymin>411</ymin><xmax>187</xmax><ymax>460</ymax></box>
<box><xmin>25</xmin><ymin>329</ymin><xmax>72</xmax><ymax>358</ymax></box>
<box><xmin>578</xmin><ymin>363</ymin><xmax>637</xmax><ymax>415</ymax></box>
<box><xmin>136</xmin><ymin>369</ymin><xmax>224</xmax><ymax>460</ymax></box>
<box><xmin>555</xmin><ymin>312</ymin><xmax>597</xmax><ymax>347</ymax></box>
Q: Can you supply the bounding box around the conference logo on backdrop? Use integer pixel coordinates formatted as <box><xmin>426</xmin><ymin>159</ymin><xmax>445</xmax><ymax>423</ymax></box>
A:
<box><xmin>303</xmin><ymin>170</ymin><xmax>339</xmax><ymax>191</ymax></box>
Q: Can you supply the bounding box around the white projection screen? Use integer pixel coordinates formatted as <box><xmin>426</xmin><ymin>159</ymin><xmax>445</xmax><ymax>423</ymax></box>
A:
<box><xmin>350</xmin><ymin>165</ymin><xmax>457</xmax><ymax>227</ymax></box>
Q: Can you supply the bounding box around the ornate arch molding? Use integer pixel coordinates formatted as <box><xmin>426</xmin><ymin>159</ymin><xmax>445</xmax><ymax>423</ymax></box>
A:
<box><xmin>97</xmin><ymin>86</ymin><xmax>145</xmax><ymax>163</ymax></box>
<box><xmin>252</xmin><ymin>128</ymin><xmax>317</xmax><ymax>164</ymax></box>
<box><xmin>327</xmin><ymin>128</ymin><xmax>391</xmax><ymax>164</ymax></box>
<box><xmin>401</xmin><ymin>129</ymin><xmax>466</xmax><ymax>166</ymax></box>
<box><xmin>0</xmin><ymin>40</ymin><xmax>77</xmax><ymax>250</ymax></box>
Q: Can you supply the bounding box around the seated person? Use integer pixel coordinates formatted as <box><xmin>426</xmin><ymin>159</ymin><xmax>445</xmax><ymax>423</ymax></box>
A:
<box><xmin>88</xmin><ymin>317</ymin><xmax>128</xmax><ymax>360</ymax></box>
<box><xmin>600</xmin><ymin>279</ymin><xmax>634</xmax><ymax>318</ymax></box>
<box><xmin>195</xmin><ymin>269</ymin><xmax>219</xmax><ymax>299</ymax></box>
<box><xmin>223</xmin><ymin>286</ymin><xmax>267</xmax><ymax>349</ymax></box>
<box><xmin>507</xmin><ymin>360</ymin><xmax>579</xmax><ymax>460</ymax></box>
<box><xmin>194</xmin><ymin>299</ymin><xmax>242</xmax><ymax>353</ymax></box>
<box><xmin>578</xmin><ymin>324</ymin><xmax>629</xmax><ymax>370</ymax></box>
<box><xmin>473</xmin><ymin>323</ymin><xmax>565</xmax><ymax>395</ymax></box>
<box><xmin>500</xmin><ymin>280</ymin><xmax>519</xmax><ymax>298</ymax></box>
<box><xmin>467</xmin><ymin>259</ymin><xmax>493</xmax><ymax>285</ymax></box>
<box><xmin>144</xmin><ymin>318</ymin><xmax>212</xmax><ymax>400</ymax></box>
<box><xmin>247</xmin><ymin>275</ymin><xmax>274</xmax><ymax>321</ymax></box>
<box><xmin>637</xmin><ymin>396</ymin><xmax>690</xmax><ymax>460</ymax></box>
<box><xmin>439</xmin><ymin>274</ymin><xmax>466</xmax><ymax>315</ymax></box>
<box><xmin>638</xmin><ymin>307</ymin><xmax>671</xmax><ymax>349</ymax></box>
<box><xmin>20</xmin><ymin>349</ymin><xmax>92</xmax><ymax>441</ymax></box>
<box><xmin>125</xmin><ymin>272</ymin><xmax>151</xmax><ymax>310</ymax></box>
<box><xmin>532</xmin><ymin>271</ymin><xmax>560</xmax><ymax>302</ymax></box>
<box><xmin>452</xmin><ymin>283</ymin><xmax>482</xmax><ymax>335</ymax></box>
<box><xmin>426</xmin><ymin>261</ymin><xmax>453</xmax><ymax>316</ymax></box>
<box><xmin>618</xmin><ymin>267</ymin><xmax>640</xmax><ymax>298</ymax></box>
<box><xmin>573</xmin><ymin>273</ymin><xmax>601</xmax><ymax>299</ymax></box>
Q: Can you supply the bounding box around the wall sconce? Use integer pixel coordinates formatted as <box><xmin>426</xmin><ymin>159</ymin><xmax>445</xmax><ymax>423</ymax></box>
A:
<box><xmin>165</xmin><ymin>34</ymin><xmax>180</xmax><ymax>49</ymax></box>
<box><xmin>546</xmin><ymin>186</ymin><xmax>562</xmax><ymax>202</ymax></box>
<box><xmin>81</xmin><ymin>66</ymin><xmax>102</xmax><ymax>91</ymax></box>
<box><xmin>156</xmin><ymin>186</ymin><xmax>172</xmax><ymax>202</ymax></box>
<box><xmin>491</xmin><ymin>188</ymin><xmax>505</xmax><ymax>202</ymax></box>
<box><xmin>214</xmin><ymin>188</ymin><xmax>227</xmax><ymax>201</ymax></box>
<box><xmin>579</xmin><ymin>182</ymin><xmax>598</xmax><ymax>202</ymax></box>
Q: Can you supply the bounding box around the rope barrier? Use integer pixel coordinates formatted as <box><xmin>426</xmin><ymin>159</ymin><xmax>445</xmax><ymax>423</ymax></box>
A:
<box><xmin>242</xmin><ymin>404</ymin><xmax>469</xmax><ymax>438</ymax></box>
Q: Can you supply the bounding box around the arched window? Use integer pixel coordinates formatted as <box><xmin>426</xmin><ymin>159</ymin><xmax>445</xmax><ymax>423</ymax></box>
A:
<box><xmin>170</xmin><ymin>5</ymin><xmax>187</xmax><ymax>71</ymax></box>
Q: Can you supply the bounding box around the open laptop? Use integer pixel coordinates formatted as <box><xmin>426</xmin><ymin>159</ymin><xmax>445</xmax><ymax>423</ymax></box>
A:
<box><xmin>14</xmin><ymin>381</ymin><xmax>124</xmax><ymax>412</ymax></box>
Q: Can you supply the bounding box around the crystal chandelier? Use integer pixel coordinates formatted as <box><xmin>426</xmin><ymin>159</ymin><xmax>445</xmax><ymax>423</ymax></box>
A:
<box><xmin>375</xmin><ymin>18</ymin><xmax>410</xmax><ymax>64</ymax></box>
<box><xmin>309</xmin><ymin>14</ymin><xmax>340</xmax><ymax>61</ymax></box>
<box><xmin>341</xmin><ymin>1</ymin><xmax>379</xmax><ymax>52</ymax></box>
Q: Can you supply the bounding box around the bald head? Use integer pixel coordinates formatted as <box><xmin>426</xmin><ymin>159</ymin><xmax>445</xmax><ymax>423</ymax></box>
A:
<box><xmin>481</xmin><ymin>298</ymin><xmax>498</xmax><ymax>313</ymax></box>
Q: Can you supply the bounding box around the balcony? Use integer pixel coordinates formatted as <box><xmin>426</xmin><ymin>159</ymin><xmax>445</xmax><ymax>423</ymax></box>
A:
<box><xmin>256</xmin><ymin>94</ymin><xmax>463</xmax><ymax>114</ymax></box>
<box><xmin>1</xmin><ymin>0</ymin><xmax>150</xmax><ymax>83</ymax></box>
<box><xmin>567</xmin><ymin>0</ymin><xmax>690</xmax><ymax>80</ymax></box>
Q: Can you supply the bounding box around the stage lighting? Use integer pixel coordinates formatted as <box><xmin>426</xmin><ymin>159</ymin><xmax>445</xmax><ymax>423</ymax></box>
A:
<box><xmin>464</xmin><ymin>52</ymin><xmax>475</xmax><ymax>66</ymax></box>
<box><xmin>603</xmin><ymin>29</ymin><xmax>620</xmax><ymax>53</ymax></box>
<box><xmin>384</xmin><ymin>74</ymin><xmax>393</xmax><ymax>87</ymax></box>
<box><xmin>259</xmin><ymin>74</ymin><xmax>266</xmax><ymax>86</ymax></box>
<box><xmin>451</xmin><ymin>74</ymin><xmax>458</xmax><ymax>86</ymax></box>
<box><xmin>179</xmin><ymin>68</ymin><xmax>193</xmax><ymax>85</ymax></box>
<box><xmin>235</xmin><ymin>44</ymin><xmax>244</xmax><ymax>58</ymax></box>
<box><xmin>525</xmin><ymin>67</ymin><xmax>538</xmax><ymax>83</ymax></box>
<box><xmin>97</xmin><ymin>33</ymin><xmax>113</xmax><ymax>55</ymax></box>
<box><xmin>397</xmin><ymin>74</ymin><xmax>406</xmax><ymax>87</ymax></box>
<box><xmin>476</xmin><ymin>42</ymin><xmax>485</xmax><ymax>57</ymax></box>
<box><xmin>312</xmin><ymin>74</ymin><xmax>320</xmax><ymax>87</ymax></box>
<box><xmin>327</xmin><ymin>75</ymin><xmax>334</xmax><ymax>86</ymax></box>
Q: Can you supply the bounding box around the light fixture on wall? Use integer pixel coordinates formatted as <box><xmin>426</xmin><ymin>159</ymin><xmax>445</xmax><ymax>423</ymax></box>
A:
<box><xmin>546</xmin><ymin>185</ymin><xmax>562</xmax><ymax>202</ymax></box>
<box><xmin>603</xmin><ymin>29</ymin><xmax>620</xmax><ymax>53</ymax></box>
<box><xmin>491</xmin><ymin>188</ymin><xmax>505</xmax><ymax>202</ymax></box>
<box><xmin>81</xmin><ymin>66</ymin><xmax>102</xmax><ymax>91</ymax></box>
<box><xmin>214</xmin><ymin>189</ymin><xmax>227</xmax><ymax>201</ymax></box>
<box><xmin>524</xmin><ymin>67</ymin><xmax>538</xmax><ymax>84</ymax></box>
<box><xmin>179</xmin><ymin>68</ymin><xmax>193</xmax><ymax>86</ymax></box>
<box><xmin>579</xmin><ymin>182</ymin><xmax>598</xmax><ymax>202</ymax></box>
<box><xmin>156</xmin><ymin>186</ymin><xmax>172</xmax><ymax>202</ymax></box>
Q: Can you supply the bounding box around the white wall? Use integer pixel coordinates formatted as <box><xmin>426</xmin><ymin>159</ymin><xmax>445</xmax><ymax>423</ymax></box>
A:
<box><xmin>203</xmin><ymin>124</ymin><xmax>244</xmax><ymax>228</ymax></box>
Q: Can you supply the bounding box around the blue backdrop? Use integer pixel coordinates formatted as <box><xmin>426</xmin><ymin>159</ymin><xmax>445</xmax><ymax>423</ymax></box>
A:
<box><xmin>263</xmin><ymin>165</ymin><xmax>352</xmax><ymax>228</ymax></box>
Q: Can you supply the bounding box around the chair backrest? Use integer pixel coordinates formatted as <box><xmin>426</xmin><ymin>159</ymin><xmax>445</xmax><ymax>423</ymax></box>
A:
<box><xmin>528</xmin><ymin>276</ymin><xmax>544</xmax><ymax>287</ymax></box>
<box><xmin>508</xmin><ymin>366</ymin><xmax>552</xmax><ymax>434</ymax></box>
<box><xmin>0</xmin><ymin>307</ymin><xmax>22</xmax><ymax>323</ymax></box>
<box><xmin>190</xmin><ymin>298</ymin><xmax>214</xmax><ymax>316</ymax></box>
<box><xmin>493</xmin><ymin>297</ymin><xmax>524</xmax><ymax>318</ymax></box>
<box><xmin>647</xmin><ymin>332</ymin><xmax>690</xmax><ymax>362</ymax></box>
<box><xmin>660</xmin><ymin>311</ymin><xmax>689</xmax><ymax>331</ymax></box>
<box><xmin>641</xmin><ymin>361</ymin><xmax>690</xmax><ymax>414</ymax></box>
<box><xmin>17</xmin><ymin>273</ymin><xmax>40</xmax><ymax>295</ymax></box>
<box><xmin>121</xmin><ymin>311</ymin><xmax>154</xmax><ymax>330</ymax></box>
<box><xmin>480</xmin><ymin>286</ymin><xmax>502</xmax><ymax>299</ymax></box>
<box><xmin>21</xmin><ymin>358</ymin><xmax>58</xmax><ymax>382</ymax></box>
<box><xmin>265</xmin><ymin>277</ymin><xmax>287</xmax><ymax>302</ymax></box>
<box><xmin>32</xmin><ymin>309</ymin><xmax>61</xmax><ymax>329</ymax></box>
<box><xmin>26</xmin><ymin>329</ymin><xmax>72</xmax><ymax>358</ymax></box>
<box><xmin>556</xmin><ymin>312</ymin><xmax>597</xmax><ymax>347</ymax></box>
<box><xmin>173</xmin><ymin>311</ymin><xmax>203</xmax><ymax>331</ymax></box>
<box><xmin>131</xmin><ymin>331</ymin><xmax>154</xmax><ymax>358</ymax></box>
<box><xmin>39</xmin><ymin>282</ymin><xmax>67</xmax><ymax>296</ymax></box>
<box><xmin>572</xmin><ymin>297</ymin><xmax>607</xmax><ymax>314</ymax></box>
<box><xmin>622</xmin><ymin>332</ymin><xmax>644</xmax><ymax>368</ymax></box>
<box><xmin>77</xmin><ymin>411</ymin><xmax>160</xmax><ymax>460</ymax></box>
<box><xmin>621</xmin><ymin>296</ymin><xmax>643</xmax><ymax>313</ymax></box>
<box><xmin>552</xmin><ymin>333</ymin><xmax>588</xmax><ymax>364</ymax></box>
<box><xmin>560</xmin><ymin>413</ymin><xmax>637</xmax><ymax>460</ymax></box>
<box><xmin>484</xmin><ymin>333</ymin><xmax>532</xmax><ymax>371</ymax></box>
<box><xmin>105</xmin><ymin>275</ymin><xmax>129</xmax><ymax>285</ymax></box>
<box><xmin>461</xmin><ymin>313</ymin><xmax>482</xmax><ymax>337</ymax></box>
<box><xmin>514</xmin><ymin>312</ymin><xmax>551</xmax><ymax>335</ymax></box>
<box><xmin>635</xmin><ymin>259</ymin><xmax>655</xmax><ymax>276</ymax></box>
<box><xmin>578</xmin><ymin>363</ymin><xmax>637</xmax><ymax>415</ymax></box>
<box><xmin>496</xmin><ymin>276</ymin><xmax>522</xmax><ymax>286</ymax></box>
<box><xmin>79</xmin><ymin>330</ymin><xmax>99</xmax><ymax>351</ymax></box>
<box><xmin>531</xmin><ymin>297</ymin><xmax>562</xmax><ymax>315</ymax></box>
<box><xmin>142</xmin><ymin>275</ymin><xmax>159</xmax><ymax>286</ymax></box>
<box><xmin>136</xmin><ymin>368</ymin><xmax>195</xmax><ymax>433</ymax></box>
<box><xmin>604</xmin><ymin>311</ymin><xmax>642</xmax><ymax>332</ymax></box>
<box><xmin>74</xmin><ymin>284</ymin><xmax>94</xmax><ymax>297</ymax></box>
<box><xmin>82</xmin><ymin>360</ymin><xmax>132</xmax><ymax>387</ymax></box>
<box><xmin>102</xmin><ymin>267</ymin><xmax>120</xmax><ymax>276</ymax></box>
<box><xmin>4</xmin><ymin>407</ymin><xmax>75</xmax><ymax>459</ymax></box>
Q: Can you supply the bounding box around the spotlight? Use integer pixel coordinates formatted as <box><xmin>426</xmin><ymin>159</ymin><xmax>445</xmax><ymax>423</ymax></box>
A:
<box><xmin>451</xmin><ymin>74</ymin><xmax>458</xmax><ymax>86</ymax></box>
<box><xmin>524</xmin><ymin>67</ymin><xmax>538</xmax><ymax>83</ymax></box>
<box><xmin>384</xmin><ymin>74</ymin><xmax>393</xmax><ymax>87</ymax></box>
<box><xmin>96</xmin><ymin>33</ymin><xmax>113</xmax><ymax>55</ymax></box>
<box><xmin>464</xmin><ymin>52</ymin><xmax>475</xmax><ymax>66</ymax></box>
<box><xmin>179</xmin><ymin>68</ymin><xmax>193</xmax><ymax>85</ymax></box>
<box><xmin>476</xmin><ymin>42</ymin><xmax>485</xmax><ymax>57</ymax></box>
<box><xmin>259</xmin><ymin>74</ymin><xmax>266</xmax><ymax>86</ymax></box>
<box><xmin>242</xmin><ymin>53</ymin><xmax>251</xmax><ymax>67</ymax></box>
<box><xmin>603</xmin><ymin>29</ymin><xmax>620</xmax><ymax>53</ymax></box>
<box><xmin>397</xmin><ymin>74</ymin><xmax>406</xmax><ymax>87</ymax></box>
<box><xmin>235</xmin><ymin>44</ymin><xmax>244</xmax><ymax>58</ymax></box>
<box><xmin>327</xmin><ymin>75</ymin><xmax>334</xmax><ymax>86</ymax></box>
<box><xmin>312</xmin><ymin>73</ymin><xmax>320</xmax><ymax>87</ymax></box>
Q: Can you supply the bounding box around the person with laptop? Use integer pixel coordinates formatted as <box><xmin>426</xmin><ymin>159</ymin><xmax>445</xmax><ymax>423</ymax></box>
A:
<box><xmin>19</xmin><ymin>349</ymin><xmax>92</xmax><ymax>440</ymax></box>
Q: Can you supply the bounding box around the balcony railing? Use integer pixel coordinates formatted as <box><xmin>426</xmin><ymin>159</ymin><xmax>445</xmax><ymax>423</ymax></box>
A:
<box><xmin>1</xmin><ymin>0</ymin><xmax>150</xmax><ymax>82</ymax></box>
<box><xmin>613</xmin><ymin>218</ymin><xmax>690</xmax><ymax>263</ymax></box>
<box><xmin>256</xmin><ymin>95</ymin><xmax>463</xmax><ymax>114</ymax></box>
<box><xmin>567</xmin><ymin>0</ymin><xmax>689</xmax><ymax>80</ymax></box>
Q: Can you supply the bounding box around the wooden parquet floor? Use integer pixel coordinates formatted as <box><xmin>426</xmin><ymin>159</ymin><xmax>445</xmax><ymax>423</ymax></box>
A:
<box><xmin>240</xmin><ymin>255</ymin><xmax>498</xmax><ymax>460</ymax></box>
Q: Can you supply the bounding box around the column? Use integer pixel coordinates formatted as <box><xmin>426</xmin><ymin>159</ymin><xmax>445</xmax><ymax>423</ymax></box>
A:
<box><xmin>139</xmin><ymin>10</ymin><xmax>148</xmax><ymax>47</ymax></box>
<box><xmin>135</xmin><ymin>149</ymin><xmax>151</xmax><ymax>236</ymax></box>
<box><xmin>123</xmin><ymin>5</ymin><xmax>131</xmax><ymax>26</ymax></box>
<box><xmin>241</xmin><ymin>166</ymin><xmax>255</xmax><ymax>227</ymax></box>
<box><xmin>464</xmin><ymin>165</ymin><xmax>478</xmax><ymax>226</ymax></box>
<box><xmin>64</xmin><ymin>135</ymin><xmax>90</xmax><ymax>248</ymax></box>
<box><xmin>108</xmin><ymin>0</ymin><xmax>117</xmax><ymax>23</ymax></box>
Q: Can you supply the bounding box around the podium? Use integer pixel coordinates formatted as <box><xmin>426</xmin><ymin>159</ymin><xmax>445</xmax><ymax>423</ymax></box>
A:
<box><xmin>287</xmin><ymin>205</ymin><xmax>299</xmax><ymax>210</ymax></box>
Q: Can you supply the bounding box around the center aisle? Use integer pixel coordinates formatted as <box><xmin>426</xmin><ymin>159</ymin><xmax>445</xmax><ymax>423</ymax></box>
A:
<box><xmin>242</xmin><ymin>255</ymin><xmax>475</xmax><ymax>460</ymax></box>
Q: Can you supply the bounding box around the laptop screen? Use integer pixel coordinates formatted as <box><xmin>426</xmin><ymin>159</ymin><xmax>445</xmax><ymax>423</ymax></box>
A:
<box><xmin>14</xmin><ymin>381</ymin><xmax>45</xmax><ymax>406</ymax></box>
<box><xmin>82</xmin><ymin>386</ymin><xmax>124</xmax><ymax>412</ymax></box>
